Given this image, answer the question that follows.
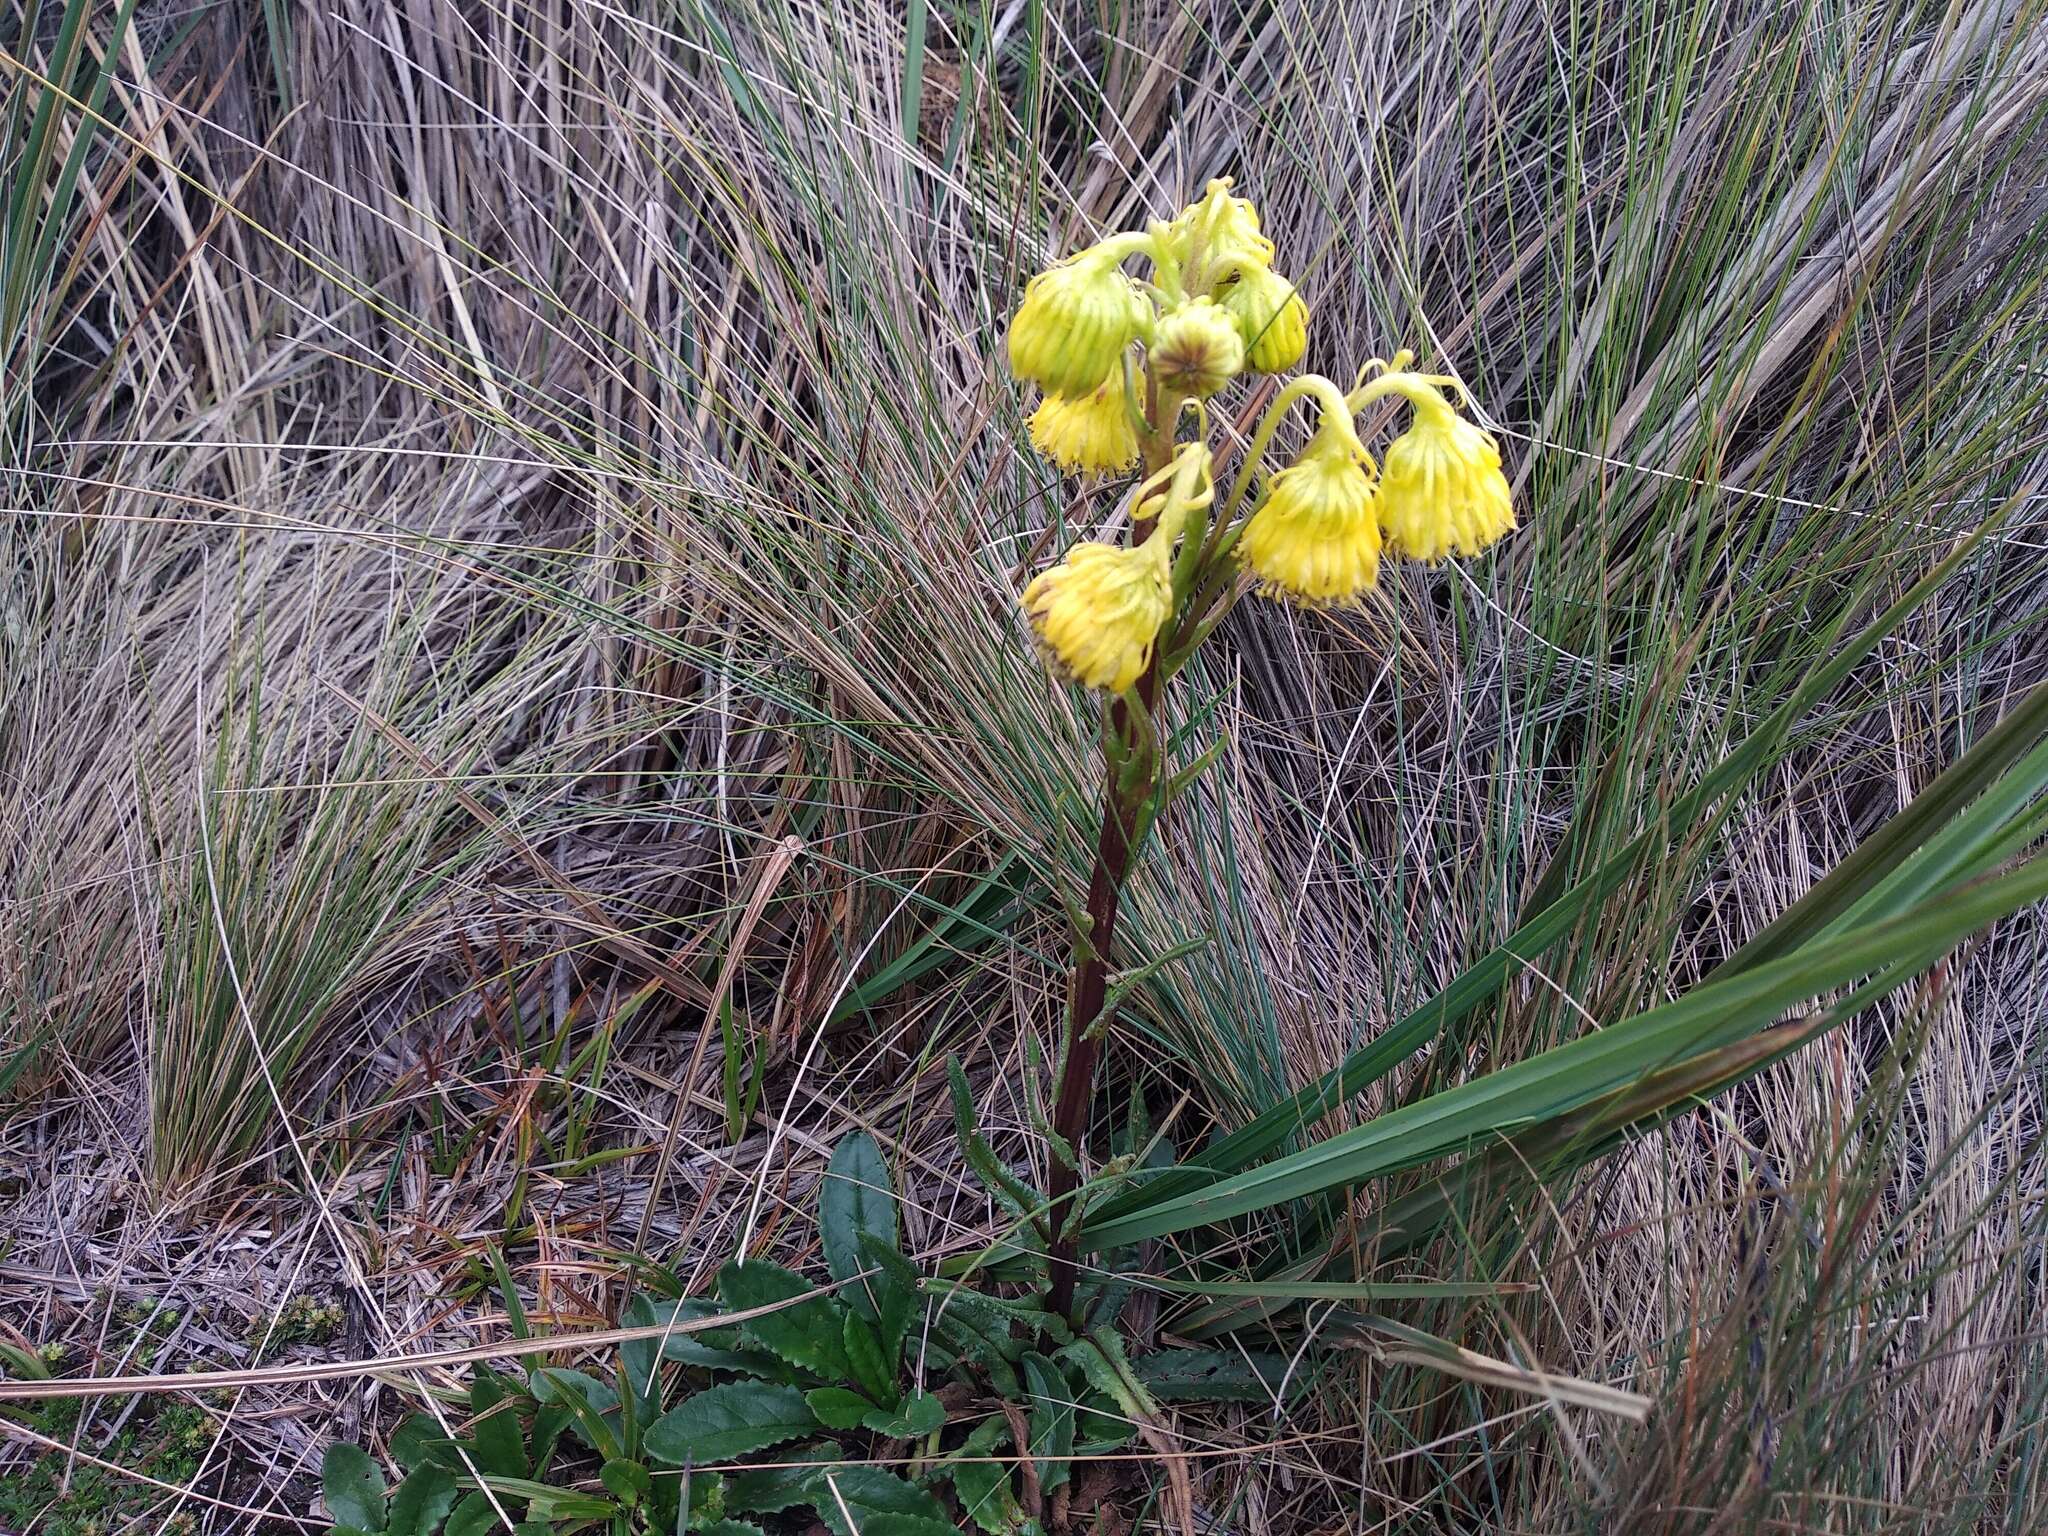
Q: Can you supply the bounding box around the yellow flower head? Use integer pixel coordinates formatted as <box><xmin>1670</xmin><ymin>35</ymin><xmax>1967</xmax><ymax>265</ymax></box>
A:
<box><xmin>1217</xmin><ymin>265</ymin><xmax>1308</xmax><ymax>373</ymax></box>
<box><xmin>1164</xmin><ymin>179</ymin><xmax>1276</xmax><ymax>278</ymax></box>
<box><xmin>1377</xmin><ymin>393</ymin><xmax>1516</xmax><ymax>561</ymax></box>
<box><xmin>1240</xmin><ymin>416</ymin><xmax>1381</xmax><ymax>607</ymax></box>
<box><xmin>1006</xmin><ymin>243</ymin><xmax>1152</xmax><ymax>398</ymax></box>
<box><xmin>1021</xmin><ymin>539</ymin><xmax>1170</xmax><ymax>693</ymax></box>
<box><xmin>1149</xmin><ymin>298</ymin><xmax>1245</xmax><ymax>399</ymax></box>
<box><xmin>1028</xmin><ymin>367</ymin><xmax>1141</xmax><ymax>474</ymax></box>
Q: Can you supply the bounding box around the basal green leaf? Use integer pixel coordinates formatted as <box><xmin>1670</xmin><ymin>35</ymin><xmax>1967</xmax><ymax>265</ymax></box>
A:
<box><xmin>529</xmin><ymin>1367</ymin><xmax>621</xmax><ymax>1461</ymax></box>
<box><xmin>803</xmin><ymin>1465</ymin><xmax>956</xmax><ymax>1536</ymax></box>
<box><xmin>805</xmin><ymin>1386</ymin><xmax>877</xmax><ymax>1431</ymax></box>
<box><xmin>945</xmin><ymin>1417</ymin><xmax>1022</xmax><ymax>1534</ymax></box>
<box><xmin>1059</xmin><ymin>1329</ymin><xmax>1157</xmax><ymax>1420</ymax></box>
<box><xmin>725</xmin><ymin>1441</ymin><xmax>842</xmax><ymax>1515</ymax></box>
<box><xmin>718</xmin><ymin>1259</ymin><xmax>854</xmax><ymax>1380</ymax></box>
<box><xmin>860</xmin><ymin>1388</ymin><xmax>944</xmax><ymax>1437</ymax></box>
<box><xmin>820</xmin><ymin>1131</ymin><xmax>900</xmax><ymax>1325</ymax></box>
<box><xmin>321</xmin><ymin>1443</ymin><xmax>386</xmax><ymax>1532</ymax></box>
<box><xmin>856</xmin><ymin>1231</ymin><xmax>922</xmax><ymax>1362</ymax></box>
<box><xmin>600</xmin><ymin>1457</ymin><xmax>653</xmax><ymax>1506</ymax></box>
<box><xmin>469</xmin><ymin>1369</ymin><xmax>531</xmax><ymax>1479</ymax></box>
<box><xmin>644</xmin><ymin>1381</ymin><xmax>820</xmax><ymax>1466</ymax></box>
<box><xmin>386</xmin><ymin>1464</ymin><xmax>459</xmax><ymax>1536</ymax></box>
<box><xmin>388</xmin><ymin>1413</ymin><xmax>453</xmax><ymax>1475</ymax></box>
<box><xmin>842</xmin><ymin>1311</ymin><xmax>895</xmax><ymax>1403</ymax></box>
<box><xmin>1019</xmin><ymin>1352</ymin><xmax>1073</xmax><ymax>1496</ymax></box>
<box><xmin>643</xmin><ymin>1296</ymin><xmax>789</xmax><ymax>1378</ymax></box>
<box><xmin>441</xmin><ymin>1491</ymin><xmax>501</xmax><ymax>1536</ymax></box>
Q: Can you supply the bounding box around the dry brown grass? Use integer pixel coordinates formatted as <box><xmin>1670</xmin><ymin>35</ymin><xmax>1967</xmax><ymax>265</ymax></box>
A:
<box><xmin>4</xmin><ymin>0</ymin><xmax>2048</xmax><ymax>1531</ymax></box>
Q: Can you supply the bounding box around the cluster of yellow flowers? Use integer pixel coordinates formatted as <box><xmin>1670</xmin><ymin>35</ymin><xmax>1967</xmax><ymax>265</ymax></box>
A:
<box><xmin>1007</xmin><ymin>181</ymin><xmax>1516</xmax><ymax>694</ymax></box>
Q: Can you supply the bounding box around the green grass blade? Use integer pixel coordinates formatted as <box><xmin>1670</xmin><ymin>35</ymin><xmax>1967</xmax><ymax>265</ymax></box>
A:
<box><xmin>1083</xmin><ymin>851</ymin><xmax>2048</xmax><ymax>1249</ymax></box>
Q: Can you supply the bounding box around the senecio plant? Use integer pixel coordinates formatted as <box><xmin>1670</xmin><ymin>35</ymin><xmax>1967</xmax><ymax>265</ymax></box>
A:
<box><xmin>1008</xmin><ymin>182</ymin><xmax>1517</xmax><ymax>1315</ymax></box>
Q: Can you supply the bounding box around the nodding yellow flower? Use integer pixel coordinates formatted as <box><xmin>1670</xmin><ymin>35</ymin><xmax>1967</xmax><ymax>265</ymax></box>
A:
<box><xmin>1164</xmin><ymin>179</ymin><xmax>1276</xmax><ymax>278</ymax></box>
<box><xmin>1028</xmin><ymin>368</ymin><xmax>1141</xmax><ymax>474</ymax></box>
<box><xmin>1377</xmin><ymin>393</ymin><xmax>1516</xmax><ymax>561</ymax></box>
<box><xmin>1021</xmin><ymin>539</ymin><xmax>1170</xmax><ymax>693</ymax></box>
<box><xmin>1006</xmin><ymin>244</ymin><xmax>1151</xmax><ymax>399</ymax></box>
<box><xmin>1217</xmin><ymin>266</ymin><xmax>1308</xmax><ymax>373</ymax></box>
<box><xmin>1241</xmin><ymin>416</ymin><xmax>1381</xmax><ymax>606</ymax></box>
<box><xmin>1149</xmin><ymin>298</ymin><xmax>1245</xmax><ymax>399</ymax></box>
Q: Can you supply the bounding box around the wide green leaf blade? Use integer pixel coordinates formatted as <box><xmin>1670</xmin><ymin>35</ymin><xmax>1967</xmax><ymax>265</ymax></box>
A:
<box><xmin>322</xmin><ymin>1443</ymin><xmax>386</xmax><ymax>1532</ymax></box>
<box><xmin>804</xmin><ymin>1386</ymin><xmax>876</xmax><ymax>1431</ymax></box>
<box><xmin>442</xmin><ymin>1492</ymin><xmax>500</xmax><ymax>1536</ymax></box>
<box><xmin>819</xmin><ymin>1131</ymin><xmax>901</xmax><ymax>1326</ymax></box>
<box><xmin>859</xmin><ymin>1388</ymin><xmax>944</xmax><ymax>1437</ymax></box>
<box><xmin>643</xmin><ymin>1381</ymin><xmax>820</xmax><ymax>1466</ymax></box>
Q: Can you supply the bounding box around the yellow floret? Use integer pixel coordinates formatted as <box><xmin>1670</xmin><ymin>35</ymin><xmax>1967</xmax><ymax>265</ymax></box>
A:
<box><xmin>1377</xmin><ymin>396</ymin><xmax>1516</xmax><ymax>561</ymax></box>
<box><xmin>1021</xmin><ymin>540</ymin><xmax>1171</xmax><ymax>692</ymax></box>
<box><xmin>1240</xmin><ymin>420</ymin><xmax>1381</xmax><ymax>606</ymax></box>
<box><xmin>1028</xmin><ymin>368</ymin><xmax>1141</xmax><ymax>474</ymax></box>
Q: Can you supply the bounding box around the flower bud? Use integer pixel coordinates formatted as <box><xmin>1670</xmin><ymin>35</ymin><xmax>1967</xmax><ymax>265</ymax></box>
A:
<box><xmin>1217</xmin><ymin>266</ymin><xmax>1308</xmax><ymax>373</ymax></box>
<box><xmin>1005</xmin><ymin>246</ymin><xmax>1151</xmax><ymax>398</ymax></box>
<box><xmin>1148</xmin><ymin>298</ymin><xmax>1244</xmax><ymax>399</ymax></box>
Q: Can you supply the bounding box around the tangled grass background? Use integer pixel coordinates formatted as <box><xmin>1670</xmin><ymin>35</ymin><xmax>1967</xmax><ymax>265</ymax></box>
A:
<box><xmin>4</xmin><ymin>0</ymin><xmax>2048</xmax><ymax>1529</ymax></box>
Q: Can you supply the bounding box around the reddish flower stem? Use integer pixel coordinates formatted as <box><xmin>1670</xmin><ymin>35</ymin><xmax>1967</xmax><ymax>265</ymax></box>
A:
<box><xmin>1043</xmin><ymin>393</ymin><xmax>1176</xmax><ymax>1322</ymax></box>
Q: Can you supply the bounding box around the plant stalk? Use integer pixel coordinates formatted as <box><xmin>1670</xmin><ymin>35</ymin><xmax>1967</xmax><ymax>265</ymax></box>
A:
<box><xmin>1044</xmin><ymin>391</ymin><xmax>1179</xmax><ymax>1321</ymax></box>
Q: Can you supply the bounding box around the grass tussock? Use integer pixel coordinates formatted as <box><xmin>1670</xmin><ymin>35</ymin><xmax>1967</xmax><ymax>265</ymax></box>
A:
<box><xmin>3</xmin><ymin>0</ymin><xmax>2047</xmax><ymax>1530</ymax></box>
